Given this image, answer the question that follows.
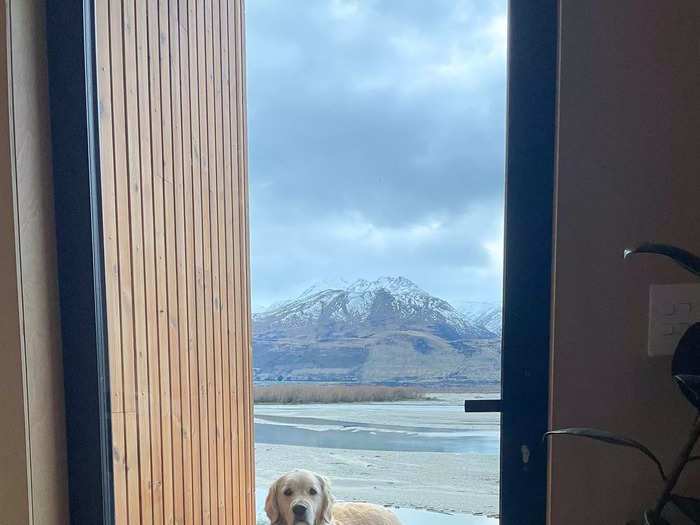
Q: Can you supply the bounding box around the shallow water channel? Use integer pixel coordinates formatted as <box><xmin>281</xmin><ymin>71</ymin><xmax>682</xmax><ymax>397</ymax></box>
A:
<box><xmin>254</xmin><ymin>394</ymin><xmax>500</xmax><ymax>523</ymax></box>
<box><xmin>254</xmin><ymin>401</ymin><xmax>499</xmax><ymax>454</ymax></box>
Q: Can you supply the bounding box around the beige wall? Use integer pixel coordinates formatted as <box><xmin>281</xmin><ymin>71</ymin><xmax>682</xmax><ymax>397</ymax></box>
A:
<box><xmin>550</xmin><ymin>0</ymin><xmax>700</xmax><ymax>523</ymax></box>
<box><xmin>0</xmin><ymin>1</ymin><xmax>69</xmax><ymax>523</ymax></box>
<box><xmin>0</xmin><ymin>3</ymin><xmax>31</xmax><ymax>523</ymax></box>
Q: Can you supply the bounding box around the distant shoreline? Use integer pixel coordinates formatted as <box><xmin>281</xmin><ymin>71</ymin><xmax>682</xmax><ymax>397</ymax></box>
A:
<box><xmin>253</xmin><ymin>383</ymin><xmax>500</xmax><ymax>404</ymax></box>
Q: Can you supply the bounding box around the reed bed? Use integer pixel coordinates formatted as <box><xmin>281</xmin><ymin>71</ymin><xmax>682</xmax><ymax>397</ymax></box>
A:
<box><xmin>253</xmin><ymin>384</ymin><xmax>426</xmax><ymax>404</ymax></box>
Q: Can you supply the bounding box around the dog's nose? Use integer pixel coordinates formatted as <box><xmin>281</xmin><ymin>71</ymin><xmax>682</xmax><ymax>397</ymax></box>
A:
<box><xmin>292</xmin><ymin>503</ymin><xmax>308</xmax><ymax>516</ymax></box>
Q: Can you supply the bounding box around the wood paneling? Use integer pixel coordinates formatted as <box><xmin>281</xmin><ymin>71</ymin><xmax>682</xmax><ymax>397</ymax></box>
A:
<box><xmin>95</xmin><ymin>0</ymin><xmax>254</xmax><ymax>523</ymax></box>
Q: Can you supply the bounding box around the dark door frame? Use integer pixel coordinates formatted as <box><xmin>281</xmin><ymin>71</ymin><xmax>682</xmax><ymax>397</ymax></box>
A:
<box><xmin>46</xmin><ymin>1</ymin><xmax>558</xmax><ymax>523</ymax></box>
<box><xmin>464</xmin><ymin>2</ymin><xmax>557</xmax><ymax>523</ymax></box>
<box><xmin>46</xmin><ymin>1</ymin><xmax>113</xmax><ymax>523</ymax></box>
<box><xmin>499</xmin><ymin>0</ymin><xmax>558</xmax><ymax>523</ymax></box>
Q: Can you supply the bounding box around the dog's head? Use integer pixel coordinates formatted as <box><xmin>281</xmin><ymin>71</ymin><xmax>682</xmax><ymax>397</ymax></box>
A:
<box><xmin>265</xmin><ymin>470</ymin><xmax>334</xmax><ymax>525</ymax></box>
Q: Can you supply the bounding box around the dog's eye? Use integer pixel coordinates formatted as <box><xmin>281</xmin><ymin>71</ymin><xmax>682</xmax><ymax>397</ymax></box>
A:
<box><xmin>309</xmin><ymin>488</ymin><xmax>317</xmax><ymax>495</ymax></box>
<box><xmin>283</xmin><ymin>488</ymin><xmax>292</xmax><ymax>496</ymax></box>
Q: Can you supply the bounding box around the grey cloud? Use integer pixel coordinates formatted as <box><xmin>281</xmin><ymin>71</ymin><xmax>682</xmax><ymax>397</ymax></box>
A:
<box><xmin>247</xmin><ymin>0</ymin><xmax>506</xmax><ymax>308</ymax></box>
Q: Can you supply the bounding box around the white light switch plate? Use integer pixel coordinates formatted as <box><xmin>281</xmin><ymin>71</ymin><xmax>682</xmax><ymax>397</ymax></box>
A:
<box><xmin>648</xmin><ymin>283</ymin><xmax>700</xmax><ymax>357</ymax></box>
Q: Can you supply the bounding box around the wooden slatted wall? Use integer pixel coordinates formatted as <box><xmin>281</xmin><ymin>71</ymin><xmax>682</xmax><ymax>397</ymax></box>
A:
<box><xmin>94</xmin><ymin>0</ymin><xmax>254</xmax><ymax>522</ymax></box>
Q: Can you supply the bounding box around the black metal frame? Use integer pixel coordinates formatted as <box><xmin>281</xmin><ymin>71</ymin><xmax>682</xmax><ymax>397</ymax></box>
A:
<box><xmin>500</xmin><ymin>0</ymin><xmax>558</xmax><ymax>523</ymax></box>
<box><xmin>464</xmin><ymin>399</ymin><xmax>502</xmax><ymax>413</ymax></box>
<box><xmin>461</xmin><ymin>1</ymin><xmax>558</xmax><ymax>521</ymax></box>
<box><xmin>44</xmin><ymin>0</ymin><xmax>557</xmax><ymax>522</ymax></box>
<box><xmin>46</xmin><ymin>0</ymin><xmax>114</xmax><ymax>523</ymax></box>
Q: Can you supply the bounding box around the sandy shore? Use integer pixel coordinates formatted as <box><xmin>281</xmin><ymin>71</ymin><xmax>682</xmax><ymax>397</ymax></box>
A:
<box><xmin>255</xmin><ymin>443</ymin><xmax>499</xmax><ymax>517</ymax></box>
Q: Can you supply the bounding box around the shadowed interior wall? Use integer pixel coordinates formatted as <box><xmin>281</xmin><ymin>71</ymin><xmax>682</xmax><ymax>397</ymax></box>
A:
<box><xmin>94</xmin><ymin>0</ymin><xmax>255</xmax><ymax>523</ymax></box>
<box><xmin>0</xmin><ymin>3</ymin><xmax>30</xmax><ymax>520</ymax></box>
<box><xmin>1</xmin><ymin>1</ymin><xmax>70</xmax><ymax>523</ymax></box>
<box><xmin>550</xmin><ymin>0</ymin><xmax>700</xmax><ymax>522</ymax></box>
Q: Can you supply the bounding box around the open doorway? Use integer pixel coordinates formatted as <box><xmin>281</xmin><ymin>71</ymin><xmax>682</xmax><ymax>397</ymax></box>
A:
<box><xmin>44</xmin><ymin>0</ymin><xmax>555</xmax><ymax>522</ymax></box>
<box><xmin>247</xmin><ymin>2</ymin><xmax>506</xmax><ymax>522</ymax></box>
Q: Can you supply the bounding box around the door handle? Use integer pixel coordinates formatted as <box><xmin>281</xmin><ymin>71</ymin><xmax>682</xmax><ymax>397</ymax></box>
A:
<box><xmin>464</xmin><ymin>399</ymin><xmax>502</xmax><ymax>413</ymax></box>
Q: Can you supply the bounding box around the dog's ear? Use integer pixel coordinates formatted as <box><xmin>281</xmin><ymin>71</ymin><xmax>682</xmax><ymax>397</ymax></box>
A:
<box><xmin>265</xmin><ymin>478</ymin><xmax>281</xmax><ymax>525</ymax></box>
<box><xmin>315</xmin><ymin>474</ymin><xmax>335</xmax><ymax>525</ymax></box>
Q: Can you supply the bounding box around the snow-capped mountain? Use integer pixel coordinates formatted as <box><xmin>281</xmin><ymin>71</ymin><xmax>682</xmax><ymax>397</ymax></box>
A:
<box><xmin>455</xmin><ymin>301</ymin><xmax>503</xmax><ymax>336</ymax></box>
<box><xmin>252</xmin><ymin>277</ymin><xmax>500</xmax><ymax>386</ymax></box>
<box><xmin>253</xmin><ymin>276</ymin><xmax>493</xmax><ymax>339</ymax></box>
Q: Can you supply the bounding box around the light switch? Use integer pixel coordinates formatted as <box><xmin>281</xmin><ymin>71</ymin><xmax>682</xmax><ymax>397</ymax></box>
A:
<box><xmin>648</xmin><ymin>284</ymin><xmax>700</xmax><ymax>357</ymax></box>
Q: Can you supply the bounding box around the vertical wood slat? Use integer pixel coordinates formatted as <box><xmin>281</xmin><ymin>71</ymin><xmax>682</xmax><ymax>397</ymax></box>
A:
<box><xmin>224</xmin><ymin>0</ymin><xmax>245</xmax><ymax>523</ymax></box>
<box><xmin>157</xmin><ymin>0</ymin><xmax>182</xmax><ymax>521</ymax></box>
<box><xmin>229</xmin><ymin>0</ymin><xmax>244</xmax><ymax>520</ymax></box>
<box><xmin>200</xmin><ymin>0</ymin><xmax>218</xmax><ymax>519</ymax></box>
<box><xmin>95</xmin><ymin>2</ymin><xmax>128</xmax><ymax>524</ymax></box>
<box><xmin>215</xmin><ymin>0</ymin><xmax>233</xmax><ymax>522</ymax></box>
<box><xmin>207</xmin><ymin>0</ymin><xmax>226</xmax><ymax>521</ymax></box>
<box><xmin>95</xmin><ymin>0</ymin><xmax>254</xmax><ymax>522</ymax></box>
<box><xmin>137</xmin><ymin>0</ymin><xmax>165</xmax><ymax>522</ymax></box>
<box><xmin>194</xmin><ymin>0</ymin><xmax>212</xmax><ymax>521</ymax></box>
<box><xmin>108</xmin><ymin>0</ymin><xmax>143</xmax><ymax>522</ymax></box>
<box><xmin>164</xmin><ymin>0</ymin><xmax>186</xmax><ymax>522</ymax></box>
<box><xmin>135</xmin><ymin>0</ymin><xmax>165</xmax><ymax>520</ymax></box>
<box><xmin>123</xmin><ymin>1</ymin><xmax>155</xmax><ymax>522</ymax></box>
<box><xmin>178</xmin><ymin>0</ymin><xmax>200</xmax><ymax>521</ymax></box>
<box><xmin>236</xmin><ymin>0</ymin><xmax>255</xmax><ymax>516</ymax></box>
<box><xmin>185</xmin><ymin>0</ymin><xmax>205</xmax><ymax>521</ymax></box>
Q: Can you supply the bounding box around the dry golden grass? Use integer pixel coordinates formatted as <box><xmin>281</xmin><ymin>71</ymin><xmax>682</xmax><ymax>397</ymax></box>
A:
<box><xmin>253</xmin><ymin>384</ymin><xmax>427</xmax><ymax>404</ymax></box>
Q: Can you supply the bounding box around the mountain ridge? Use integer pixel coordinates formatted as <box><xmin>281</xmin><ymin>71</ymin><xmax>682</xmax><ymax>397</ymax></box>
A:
<box><xmin>252</xmin><ymin>277</ymin><xmax>501</xmax><ymax>386</ymax></box>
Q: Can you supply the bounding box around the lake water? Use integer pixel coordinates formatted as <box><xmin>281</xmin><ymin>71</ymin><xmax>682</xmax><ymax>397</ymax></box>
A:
<box><xmin>254</xmin><ymin>419</ymin><xmax>497</xmax><ymax>454</ymax></box>
<box><xmin>254</xmin><ymin>393</ymin><xmax>500</xmax><ymax>524</ymax></box>
<box><xmin>254</xmin><ymin>400</ymin><xmax>499</xmax><ymax>454</ymax></box>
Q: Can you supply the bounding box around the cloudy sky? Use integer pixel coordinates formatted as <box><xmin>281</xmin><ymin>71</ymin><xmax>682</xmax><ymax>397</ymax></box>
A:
<box><xmin>246</xmin><ymin>0</ymin><xmax>507</xmax><ymax>310</ymax></box>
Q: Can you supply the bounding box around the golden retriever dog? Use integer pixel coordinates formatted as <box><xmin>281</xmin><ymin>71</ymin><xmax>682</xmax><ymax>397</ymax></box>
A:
<box><xmin>265</xmin><ymin>470</ymin><xmax>402</xmax><ymax>525</ymax></box>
